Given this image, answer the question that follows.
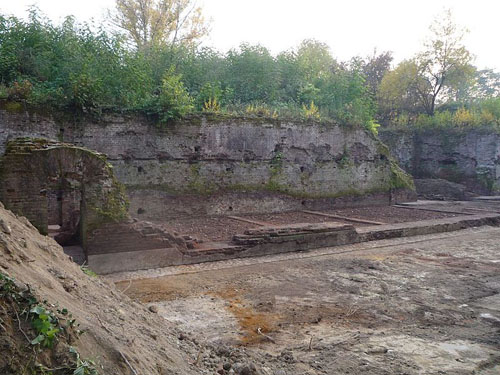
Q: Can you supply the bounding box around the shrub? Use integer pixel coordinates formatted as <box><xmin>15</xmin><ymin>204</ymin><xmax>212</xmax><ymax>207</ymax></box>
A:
<box><xmin>196</xmin><ymin>81</ymin><xmax>223</xmax><ymax>111</ymax></box>
<box><xmin>452</xmin><ymin>108</ymin><xmax>478</xmax><ymax>127</ymax></box>
<box><xmin>7</xmin><ymin>80</ymin><xmax>33</xmax><ymax>100</ymax></box>
<box><xmin>0</xmin><ymin>83</ymin><xmax>8</xmax><ymax>99</ymax></box>
<box><xmin>365</xmin><ymin>119</ymin><xmax>380</xmax><ymax>135</ymax></box>
<box><xmin>155</xmin><ymin>68</ymin><xmax>194</xmax><ymax>122</ymax></box>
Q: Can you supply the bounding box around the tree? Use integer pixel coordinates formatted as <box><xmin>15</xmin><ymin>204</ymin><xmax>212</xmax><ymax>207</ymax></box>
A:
<box><xmin>470</xmin><ymin>69</ymin><xmax>500</xmax><ymax>99</ymax></box>
<box><xmin>360</xmin><ymin>50</ymin><xmax>393</xmax><ymax>95</ymax></box>
<box><xmin>378</xmin><ymin>60</ymin><xmax>426</xmax><ymax>118</ymax></box>
<box><xmin>113</xmin><ymin>0</ymin><xmax>208</xmax><ymax>49</ymax></box>
<box><xmin>224</xmin><ymin>44</ymin><xmax>279</xmax><ymax>103</ymax></box>
<box><xmin>378</xmin><ymin>10</ymin><xmax>474</xmax><ymax>117</ymax></box>
<box><xmin>416</xmin><ymin>10</ymin><xmax>474</xmax><ymax>114</ymax></box>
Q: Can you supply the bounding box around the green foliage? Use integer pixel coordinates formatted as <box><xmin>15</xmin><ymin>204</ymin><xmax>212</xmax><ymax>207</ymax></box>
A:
<box><xmin>203</xmin><ymin>97</ymin><xmax>221</xmax><ymax>113</ymax></box>
<box><xmin>479</xmin><ymin>97</ymin><xmax>500</xmax><ymax>121</ymax></box>
<box><xmin>365</xmin><ymin>119</ymin><xmax>380</xmax><ymax>135</ymax></box>
<box><xmin>0</xmin><ymin>83</ymin><xmax>7</xmax><ymax>99</ymax></box>
<box><xmin>245</xmin><ymin>103</ymin><xmax>274</xmax><ymax>118</ymax></box>
<box><xmin>378</xmin><ymin>10</ymin><xmax>476</xmax><ymax>122</ymax></box>
<box><xmin>71</xmin><ymin>347</ymin><xmax>99</xmax><ymax>375</ymax></box>
<box><xmin>0</xmin><ymin>272</ymin><xmax>99</xmax><ymax>374</ymax></box>
<box><xmin>0</xmin><ymin>9</ymin><xmax>375</xmax><ymax>127</ymax></box>
<box><xmin>196</xmin><ymin>81</ymin><xmax>223</xmax><ymax>111</ymax></box>
<box><xmin>30</xmin><ymin>305</ymin><xmax>61</xmax><ymax>348</ymax></box>
<box><xmin>7</xmin><ymin>80</ymin><xmax>33</xmax><ymax>100</ymax></box>
<box><xmin>155</xmin><ymin>67</ymin><xmax>194</xmax><ymax>122</ymax></box>
<box><xmin>225</xmin><ymin>44</ymin><xmax>280</xmax><ymax>103</ymax></box>
<box><xmin>81</xmin><ymin>264</ymin><xmax>98</xmax><ymax>277</ymax></box>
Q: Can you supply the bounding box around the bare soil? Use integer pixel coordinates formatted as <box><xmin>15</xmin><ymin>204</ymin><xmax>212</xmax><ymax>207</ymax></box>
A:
<box><xmin>0</xmin><ymin>203</ymin><xmax>226</xmax><ymax>375</ymax></box>
<box><xmin>326</xmin><ymin>205</ymin><xmax>458</xmax><ymax>223</ymax></box>
<box><xmin>159</xmin><ymin>216</ymin><xmax>252</xmax><ymax>242</ymax></box>
<box><xmin>117</xmin><ymin>226</ymin><xmax>500</xmax><ymax>375</ymax></box>
<box><xmin>157</xmin><ymin>206</ymin><xmax>459</xmax><ymax>242</ymax></box>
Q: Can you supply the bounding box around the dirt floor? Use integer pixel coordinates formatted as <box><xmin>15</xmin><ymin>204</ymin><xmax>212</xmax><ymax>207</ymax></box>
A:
<box><xmin>157</xmin><ymin>206</ymin><xmax>460</xmax><ymax>242</ymax></box>
<box><xmin>116</xmin><ymin>226</ymin><xmax>500</xmax><ymax>375</ymax></box>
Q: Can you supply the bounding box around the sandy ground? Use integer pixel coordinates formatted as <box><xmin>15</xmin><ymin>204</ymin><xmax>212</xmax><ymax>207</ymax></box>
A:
<box><xmin>117</xmin><ymin>226</ymin><xmax>500</xmax><ymax>375</ymax></box>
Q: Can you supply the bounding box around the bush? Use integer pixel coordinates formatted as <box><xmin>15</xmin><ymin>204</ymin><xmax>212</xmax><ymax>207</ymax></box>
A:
<box><xmin>155</xmin><ymin>68</ymin><xmax>194</xmax><ymax>122</ymax></box>
<box><xmin>0</xmin><ymin>9</ymin><xmax>379</xmax><ymax>127</ymax></box>
<box><xmin>7</xmin><ymin>80</ymin><xmax>33</xmax><ymax>100</ymax></box>
<box><xmin>452</xmin><ymin>108</ymin><xmax>478</xmax><ymax>127</ymax></box>
<box><xmin>196</xmin><ymin>81</ymin><xmax>223</xmax><ymax>111</ymax></box>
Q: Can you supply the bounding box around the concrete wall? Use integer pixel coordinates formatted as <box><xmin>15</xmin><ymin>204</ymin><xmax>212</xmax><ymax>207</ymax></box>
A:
<box><xmin>379</xmin><ymin>128</ymin><xmax>500</xmax><ymax>194</ymax></box>
<box><xmin>0</xmin><ymin>107</ymin><xmax>413</xmax><ymax>218</ymax></box>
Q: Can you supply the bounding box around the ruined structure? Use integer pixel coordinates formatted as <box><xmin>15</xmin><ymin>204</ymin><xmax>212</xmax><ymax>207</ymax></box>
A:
<box><xmin>0</xmin><ymin>108</ymin><xmax>415</xmax><ymax>219</ymax></box>
<box><xmin>0</xmin><ymin>106</ymin><xmax>421</xmax><ymax>273</ymax></box>
<box><xmin>0</xmin><ymin>138</ymin><xmax>128</xmax><ymax>242</ymax></box>
<box><xmin>0</xmin><ymin>138</ymin><xmax>190</xmax><ymax>272</ymax></box>
<box><xmin>380</xmin><ymin>128</ymin><xmax>500</xmax><ymax>195</ymax></box>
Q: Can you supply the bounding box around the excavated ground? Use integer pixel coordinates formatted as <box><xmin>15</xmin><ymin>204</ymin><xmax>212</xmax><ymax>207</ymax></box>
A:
<box><xmin>156</xmin><ymin>206</ymin><xmax>460</xmax><ymax>242</ymax></box>
<box><xmin>113</xmin><ymin>201</ymin><xmax>500</xmax><ymax>375</ymax></box>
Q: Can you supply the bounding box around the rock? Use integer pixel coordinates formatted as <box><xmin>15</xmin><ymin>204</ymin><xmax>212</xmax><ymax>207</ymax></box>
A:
<box><xmin>365</xmin><ymin>347</ymin><xmax>388</xmax><ymax>355</ymax></box>
<box><xmin>279</xmin><ymin>350</ymin><xmax>294</xmax><ymax>363</ymax></box>
<box><xmin>414</xmin><ymin>178</ymin><xmax>467</xmax><ymax>201</ymax></box>
<box><xmin>233</xmin><ymin>362</ymin><xmax>258</xmax><ymax>375</ymax></box>
<box><xmin>0</xmin><ymin>219</ymin><xmax>12</xmax><ymax>235</ymax></box>
<box><xmin>223</xmin><ymin>363</ymin><xmax>232</xmax><ymax>371</ymax></box>
<box><xmin>148</xmin><ymin>305</ymin><xmax>159</xmax><ymax>313</ymax></box>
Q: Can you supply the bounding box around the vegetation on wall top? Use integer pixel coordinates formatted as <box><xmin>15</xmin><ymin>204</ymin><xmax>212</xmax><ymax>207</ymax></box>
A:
<box><xmin>0</xmin><ymin>4</ymin><xmax>498</xmax><ymax>133</ymax></box>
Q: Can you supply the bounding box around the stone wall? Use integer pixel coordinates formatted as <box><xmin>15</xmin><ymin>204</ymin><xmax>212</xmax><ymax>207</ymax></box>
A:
<box><xmin>0</xmin><ymin>106</ymin><xmax>414</xmax><ymax>218</ymax></box>
<box><xmin>379</xmin><ymin>128</ymin><xmax>500</xmax><ymax>194</ymax></box>
<box><xmin>0</xmin><ymin>137</ymin><xmax>191</xmax><ymax>268</ymax></box>
<box><xmin>0</xmin><ymin>138</ymin><xmax>128</xmax><ymax>239</ymax></box>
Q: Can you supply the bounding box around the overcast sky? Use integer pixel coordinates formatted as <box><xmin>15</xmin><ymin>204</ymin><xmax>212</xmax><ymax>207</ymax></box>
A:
<box><xmin>1</xmin><ymin>0</ymin><xmax>499</xmax><ymax>70</ymax></box>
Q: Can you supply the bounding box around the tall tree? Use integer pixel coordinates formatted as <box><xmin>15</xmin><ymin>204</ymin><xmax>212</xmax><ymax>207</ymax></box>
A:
<box><xmin>360</xmin><ymin>50</ymin><xmax>393</xmax><ymax>95</ymax></box>
<box><xmin>378</xmin><ymin>10</ymin><xmax>474</xmax><ymax>117</ymax></box>
<box><xmin>415</xmin><ymin>10</ymin><xmax>474</xmax><ymax>114</ymax></box>
<box><xmin>113</xmin><ymin>0</ymin><xmax>208</xmax><ymax>49</ymax></box>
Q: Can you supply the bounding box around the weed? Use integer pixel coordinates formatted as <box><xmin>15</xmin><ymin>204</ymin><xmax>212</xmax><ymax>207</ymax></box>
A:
<box><xmin>245</xmin><ymin>103</ymin><xmax>272</xmax><ymax>117</ymax></box>
<box><xmin>30</xmin><ymin>305</ymin><xmax>61</xmax><ymax>347</ymax></box>
<box><xmin>70</xmin><ymin>347</ymin><xmax>99</xmax><ymax>375</ymax></box>
<box><xmin>0</xmin><ymin>271</ymin><xmax>100</xmax><ymax>374</ymax></box>
<box><xmin>202</xmin><ymin>97</ymin><xmax>221</xmax><ymax>113</ymax></box>
<box><xmin>81</xmin><ymin>265</ymin><xmax>98</xmax><ymax>278</ymax></box>
<box><xmin>302</xmin><ymin>101</ymin><xmax>321</xmax><ymax>120</ymax></box>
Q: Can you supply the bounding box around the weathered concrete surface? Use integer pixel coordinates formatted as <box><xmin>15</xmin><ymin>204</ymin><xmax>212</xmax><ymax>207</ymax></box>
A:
<box><xmin>358</xmin><ymin>213</ymin><xmax>500</xmax><ymax>241</ymax></box>
<box><xmin>380</xmin><ymin>128</ymin><xmax>500</xmax><ymax>194</ymax></box>
<box><xmin>113</xmin><ymin>226</ymin><xmax>500</xmax><ymax>375</ymax></box>
<box><xmin>0</xmin><ymin>108</ymin><xmax>414</xmax><ymax>215</ymax></box>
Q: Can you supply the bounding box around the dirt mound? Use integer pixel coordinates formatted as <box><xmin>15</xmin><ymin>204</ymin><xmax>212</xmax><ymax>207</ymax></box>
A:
<box><xmin>0</xmin><ymin>202</ymin><xmax>209</xmax><ymax>375</ymax></box>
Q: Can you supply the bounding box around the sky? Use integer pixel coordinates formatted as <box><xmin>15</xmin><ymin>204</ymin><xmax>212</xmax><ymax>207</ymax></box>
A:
<box><xmin>1</xmin><ymin>0</ymin><xmax>499</xmax><ymax>70</ymax></box>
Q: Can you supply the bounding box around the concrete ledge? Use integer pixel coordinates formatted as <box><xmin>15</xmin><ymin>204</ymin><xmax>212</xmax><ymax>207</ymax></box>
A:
<box><xmin>357</xmin><ymin>214</ymin><xmax>500</xmax><ymax>241</ymax></box>
<box><xmin>88</xmin><ymin>247</ymin><xmax>184</xmax><ymax>274</ymax></box>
